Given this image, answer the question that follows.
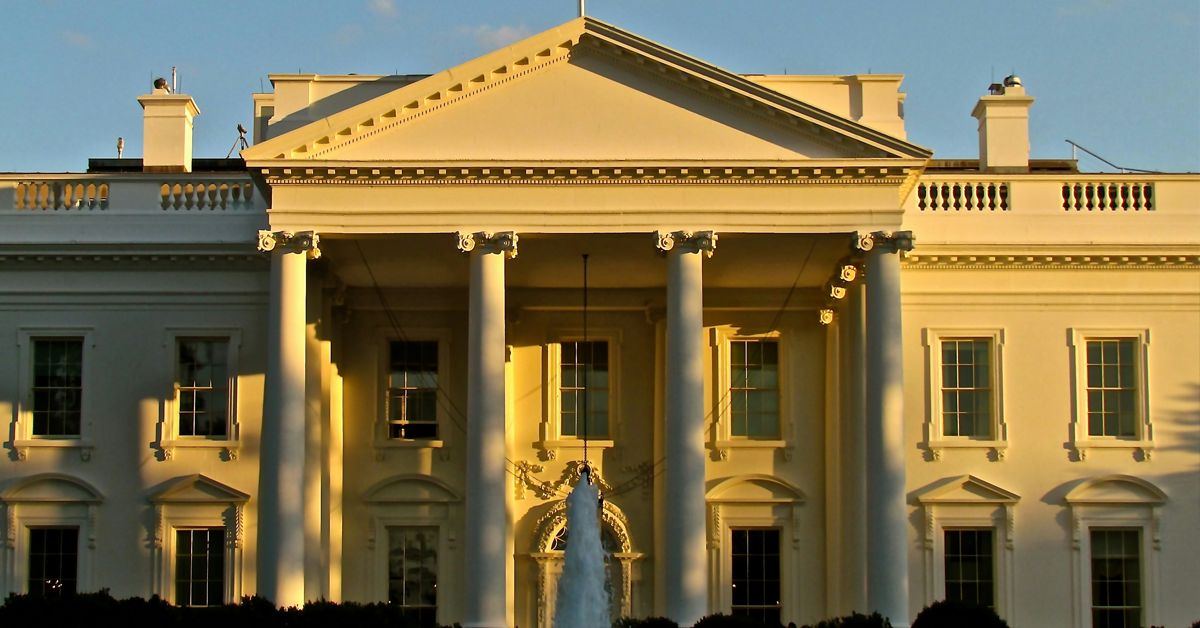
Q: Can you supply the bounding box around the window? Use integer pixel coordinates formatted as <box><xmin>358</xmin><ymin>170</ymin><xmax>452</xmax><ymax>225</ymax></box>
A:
<box><xmin>388</xmin><ymin>341</ymin><xmax>439</xmax><ymax>440</ymax></box>
<box><xmin>31</xmin><ymin>339</ymin><xmax>83</xmax><ymax>437</ymax></box>
<box><xmin>922</xmin><ymin>329</ymin><xmax>1007</xmax><ymax>459</ymax></box>
<box><xmin>1086</xmin><ymin>340</ymin><xmax>1137</xmax><ymax>438</ymax></box>
<box><xmin>559</xmin><ymin>340</ymin><xmax>609</xmax><ymax>438</ymax></box>
<box><xmin>28</xmin><ymin>527</ymin><xmax>78</xmax><ymax>596</ymax></box>
<box><xmin>175</xmin><ymin>529</ymin><xmax>225</xmax><ymax>607</ymax></box>
<box><xmin>940</xmin><ymin>339</ymin><xmax>992</xmax><ymax>438</ymax></box>
<box><xmin>731</xmin><ymin>529</ymin><xmax>782</xmax><ymax>626</ymax></box>
<box><xmin>1091</xmin><ymin>529</ymin><xmax>1141</xmax><ymax>628</ymax></box>
<box><xmin>729</xmin><ymin>340</ymin><xmax>779</xmax><ymax>439</ymax></box>
<box><xmin>944</xmin><ymin>529</ymin><xmax>994</xmax><ymax>608</ymax></box>
<box><xmin>177</xmin><ymin>340</ymin><xmax>229</xmax><ymax>438</ymax></box>
<box><xmin>1068</xmin><ymin>329</ymin><xmax>1151</xmax><ymax>459</ymax></box>
<box><xmin>388</xmin><ymin>527</ymin><xmax>438</xmax><ymax>626</ymax></box>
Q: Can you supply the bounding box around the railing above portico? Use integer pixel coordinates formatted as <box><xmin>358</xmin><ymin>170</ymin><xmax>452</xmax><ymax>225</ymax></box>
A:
<box><xmin>1</xmin><ymin>174</ymin><xmax>264</xmax><ymax>213</ymax></box>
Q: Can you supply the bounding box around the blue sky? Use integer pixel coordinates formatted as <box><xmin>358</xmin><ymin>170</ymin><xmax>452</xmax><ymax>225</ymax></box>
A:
<box><xmin>1</xmin><ymin>0</ymin><xmax>1196</xmax><ymax>173</ymax></box>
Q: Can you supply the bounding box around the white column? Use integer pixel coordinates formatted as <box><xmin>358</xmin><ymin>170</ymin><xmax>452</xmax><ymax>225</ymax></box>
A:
<box><xmin>460</xmin><ymin>231</ymin><xmax>517</xmax><ymax>628</ymax></box>
<box><xmin>862</xmin><ymin>231</ymin><xmax>912</xmax><ymax>627</ymax></box>
<box><xmin>657</xmin><ymin>230</ymin><xmax>716</xmax><ymax>627</ymax></box>
<box><xmin>257</xmin><ymin>230</ymin><xmax>320</xmax><ymax>607</ymax></box>
<box><xmin>842</xmin><ymin>280</ymin><xmax>868</xmax><ymax>613</ymax></box>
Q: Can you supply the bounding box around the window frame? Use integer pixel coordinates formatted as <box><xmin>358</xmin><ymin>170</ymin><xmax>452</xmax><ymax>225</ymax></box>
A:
<box><xmin>12</xmin><ymin>328</ymin><xmax>96</xmax><ymax>461</ymax></box>
<box><xmin>539</xmin><ymin>328</ymin><xmax>621</xmax><ymax>459</ymax></box>
<box><xmin>1067</xmin><ymin>329</ymin><xmax>1152</xmax><ymax>460</ymax></box>
<box><xmin>172</xmin><ymin>527</ymin><xmax>229</xmax><ymax>607</ymax></box>
<box><xmin>159</xmin><ymin>329</ymin><xmax>242</xmax><ymax>461</ymax></box>
<box><xmin>374</xmin><ymin>329</ymin><xmax>451</xmax><ymax>455</ymax></box>
<box><xmin>149</xmin><ymin>475</ymin><xmax>248</xmax><ymax>606</ymax></box>
<box><xmin>922</xmin><ymin>328</ymin><xmax>1008</xmax><ymax>460</ymax></box>
<box><xmin>711</xmin><ymin>328</ymin><xmax>791</xmax><ymax>459</ymax></box>
<box><xmin>1</xmin><ymin>473</ymin><xmax>102</xmax><ymax>595</ymax></box>
<box><xmin>728</xmin><ymin>527</ymin><xmax>785</xmax><ymax>625</ymax></box>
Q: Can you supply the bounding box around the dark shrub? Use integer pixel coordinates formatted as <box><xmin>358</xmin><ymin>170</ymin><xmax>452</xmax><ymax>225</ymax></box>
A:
<box><xmin>614</xmin><ymin>617</ymin><xmax>681</xmax><ymax>628</ymax></box>
<box><xmin>694</xmin><ymin>613</ymin><xmax>776</xmax><ymax>628</ymax></box>
<box><xmin>803</xmin><ymin>612</ymin><xmax>890</xmax><ymax>628</ymax></box>
<box><xmin>911</xmin><ymin>600</ymin><xmax>1007</xmax><ymax>628</ymax></box>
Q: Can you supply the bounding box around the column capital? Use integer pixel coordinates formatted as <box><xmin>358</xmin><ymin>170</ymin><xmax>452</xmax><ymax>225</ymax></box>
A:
<box><xmin>852</xmin><ymin>230</ymin><xmax>914</xmax><ymax>254</ymax></box>
<box><xmin>654</xmin><ymin>230</ymin><xmax>717</xmax><ymax>257</ymax></box>
<box><xmin>456</xmin><ymin>231</ymin><xmax>519</xmax><ymax>259</ymax></box>
<box><xmin>258</xmin><ymin>230</ymin><xmax>321</xmax><ymax>259</ymax></box>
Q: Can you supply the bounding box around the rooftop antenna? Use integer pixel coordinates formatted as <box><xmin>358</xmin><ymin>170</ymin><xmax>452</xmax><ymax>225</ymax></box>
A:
<box><xmin>227</xmin><ymin>124</ymin><xmax>250</xmax><ymax>158</ymax></box>
<box><xmin>171</xmin><ymin>67</ymin><xmax>177</xmax><ymax>94</ymax></box>
<box><xmin>581</xmin><ymin>253</ymin><xmax>590</xmax><ymax>471</ymax></box>
<box><xmin>117</xmin><ymin>137</ymin><xmax>124</xmax><ymax>159</ymax></box>
<box><xmin>1064</xmin><ymin>139</ymin><xmax>1157</xmax><ymax>174</ymax></box>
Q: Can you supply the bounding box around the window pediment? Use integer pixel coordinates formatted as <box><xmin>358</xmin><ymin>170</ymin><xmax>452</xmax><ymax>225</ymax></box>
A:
<box><xmin>363</xmin><ymin>474</ymin><xmax>462</xmax><ymax>503</ymax></box>
<box><xmin>1064</xmin><ymin>474</ymin><xmax>1166</xmax><ymax>506</ymax></box>
<box><xmin>916</xmin><ymin>475</ymin><xmax>1020</xmax><ymax>505</ymax></box>
<box><xmin>705</xmin><ymin>474</ymin><xmax>805</xmax><ymax>504</ymax></box>
<box><xmin>149</xmin><ymin>474</ymin><xmax>249</xmax><ymax>504</ymax></box>
<box><xmin>0</xmin><ymin>473</ymin><xmax>103</xmax><ymax>504</ymax></box>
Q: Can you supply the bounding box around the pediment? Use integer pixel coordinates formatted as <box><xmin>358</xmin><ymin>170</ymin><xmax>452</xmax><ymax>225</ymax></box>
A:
<box><xmin>1065</xmin><ymin>475</ymin><xmax>1167</xmax><ymax>506</ymax></box>
<box><xmin>364</xmin><ymin>474</ymin><xmax>461</xmax><ymax>503</ymax></box>
<box><xmin>916</xmin><ymin>475</ymin><xmax>1020</xmax><ymax>505</ymax></box>
<box><xmin>243</xmin><ymin>18</ymin><xmax>931</xmax><ymax>165</ymax></box>
<box><xmin>706</xmin><ymin>474</ymin><xmax>805</xmax><ymax>503</ymax></box>
<box><xmin>1</xmin><ymin>473</ymin><xmax>104</xmax><ymax>503</ymax></box>
<box><xmin>150</xmin><ymin>474</ymin><xmax>249</xmax><ymax>504</ymax></box>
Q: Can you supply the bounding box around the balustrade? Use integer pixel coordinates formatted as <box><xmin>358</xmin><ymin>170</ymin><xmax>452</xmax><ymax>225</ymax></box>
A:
<box><xmin>160</xmin><ymin>181</ymin><xmax>256</xmax><ymax>211</ymax></box>
<box><xmin>14</xmin><ymin>181</ymin><xmax>108</xmax><ymax>211</ymax></box>
<box><xmin>916</xmin><ymin>181</ymin><xmax>1009</xmax><ymax>211</ymax></box>
<box><xmin>1061</xmin><ymin>182</ymin><xmax>1153</xmax><ymax>211</ymax></box>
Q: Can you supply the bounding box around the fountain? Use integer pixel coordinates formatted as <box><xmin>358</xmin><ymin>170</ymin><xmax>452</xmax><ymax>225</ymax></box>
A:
<box><xmin>552</xmin><ymin>468</ymin><xmax>611</xmax><ymax>628</ymax></box>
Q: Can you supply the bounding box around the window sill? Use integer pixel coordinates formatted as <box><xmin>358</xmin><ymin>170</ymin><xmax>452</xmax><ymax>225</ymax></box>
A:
<box><xmin>11</xmin><ymin>439</ymin><xmax>94</xmax><ymax>461</ymax></box>
<box><xmin>712</xmin><ymin>440</ymin><xmax>793</xmax><ymax>461</ymax></box>
<box><xmin>159</xmin><ymin>439</ymin><xmax>239</xmax><ymax>461</ymax></box>
<box><xmin>928</xmin><ymin>439</ymin><xmax>1009</xmax><ymax>461</ymax></box>
<box><xmin>1073</xmin><ymin>439</ymin><xmax>1153</xmax><ymax>461</ymax></box>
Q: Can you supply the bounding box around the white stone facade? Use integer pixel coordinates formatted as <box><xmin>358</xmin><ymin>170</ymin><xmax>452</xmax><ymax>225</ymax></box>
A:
<box><xmin>1</xmin><ymin>16</ymin><xmax>1198</xmax><ymax>628</ymax></box>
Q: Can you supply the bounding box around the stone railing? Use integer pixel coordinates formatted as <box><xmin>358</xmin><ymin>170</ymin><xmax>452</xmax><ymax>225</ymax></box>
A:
<box><xmin>1061</xmin><ymin>181</ymin><xmax>1152</xmax><ymax>211</ymax></box>
<box><xmin>13</xmin><ymin>180</ymin><xmax>110</xmax><ymax>211</ymax></box>
<box><xmin>916</xmin><ymin>180</ymin><xmax>1009</xmax><ymax>211</ymax></box>
<box><xmin>1</xmin><ymin>174</ymin><xmax>264</xmax><ymax>214</ymax></box>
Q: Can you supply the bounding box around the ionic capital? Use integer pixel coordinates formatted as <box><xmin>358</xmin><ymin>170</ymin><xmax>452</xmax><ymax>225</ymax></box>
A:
<box><xmin>456</xmin><ymin>231</ymin><xmax>519</xmax><ymax>259</ymax></box>
<box><xmin>654</xmin><ymin>230</ymin><xmax>717</xmax><ymax>258</ymax></box>
<box><xmin>852</xmin><ymin>230</ymin><xmax>914</xmax><ymax>254</ymax></box>
<box><xmin>258</xmin><ymin>230</ymin><xmax>321</xmax><ymax>259</ymax></box>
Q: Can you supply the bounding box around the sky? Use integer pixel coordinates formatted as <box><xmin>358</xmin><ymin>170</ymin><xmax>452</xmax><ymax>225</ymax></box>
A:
<box><xmin>0</xmin><ymin>0</ymin><xmax>1197</xmax><ymax>173</ymax></box>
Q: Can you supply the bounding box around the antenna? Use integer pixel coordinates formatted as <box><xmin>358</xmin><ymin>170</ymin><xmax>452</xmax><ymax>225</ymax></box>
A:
<box><xmin>117</xmin><ymin>137</ymin><xmax>124</xmax><ymax>159</ymax></box>
<box><xmin>1064</xmin><ymin>139</ymin><xmax>1158</xmax><ymax>174</ymax></box>
<box><xmin>171</xmin><ymin>67</ymin><xmax>176</xmax><ymax>93</ymax></box>
<box><xmin>580</xmin><ymin>0</ymin><xmax>585</xmax><ymax>17</ymax></box>
<box><xmin>581</xmin><ymin>253</ymin><xmax>590</xmax><ymax>468</ymax></box>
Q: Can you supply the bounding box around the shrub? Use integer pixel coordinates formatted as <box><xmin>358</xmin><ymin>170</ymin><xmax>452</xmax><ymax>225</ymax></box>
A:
<box><xmin>694</xmin><ymin>613</ymin><xmax>776</xmax><ymax>628</ymax></box>
<box><xmin>614</xmin><ymin>617</ymin><xmax>681</xmax><ymax>628</ymax></box>
<box><xmin>911</xmin><ymin>600</ymin><xmax>1007</xmax><ymax>628</ymax></box>
<box><xmin>803</xmin><ymin>612</ymin><xmax>890</xmax><ymax>628</ymax></box>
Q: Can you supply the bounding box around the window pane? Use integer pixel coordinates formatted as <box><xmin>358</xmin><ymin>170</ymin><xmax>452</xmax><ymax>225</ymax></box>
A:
<box><xmin>940</xmin><ymin>339</ymin><xmax>993</xmax><ymax>439</ymax></box>
<box><xmin>559</xmin><ymin>341</ymin><xmax>610</xmax><ymax>439</ymax></box>
<box><xmin>389</xmin><ymin>341</ymin><xmax>440</xmax><ymax>440</ymax></box>
<box><xmin>1091</xmin><ymin>529</ymin><xmax>1141</xmax><ymax>628</ymax></box>
<box><xmin>28</xmin><ymin>527</ymin><xmax>79</xmax><ymax>597</ymax></box>
<box><xmin>944</xmin><ymin>529</ymin><xmax>994</xmax><ymax>608</ymax></box>
<box><xmin>31</xmin><ymin>340</ymin><xmax>84</xmax><ymax>437</ymax></box>
<box><xmin>389</xmin><ymin>526</ymin><xmax>438</xmax><ymax>625</ymax></box>
<box><xmin>730</xmin><ymin>340</ymin><xmax>780</xmax><ymax>439</ymax></box>
<box><xmin>1085</xmin><ymin>339</ymin><xmax>1139</xmax><ymax>438</ymax></box>
<box><xmin>731</xmin><ymin>529</ymin><xmax>781</xmax><ymax>619</ymax></box>
<box><xmin>176</xmin><ymin>528</ymin><xmax>225</xmax><ymax>606</ymax></box>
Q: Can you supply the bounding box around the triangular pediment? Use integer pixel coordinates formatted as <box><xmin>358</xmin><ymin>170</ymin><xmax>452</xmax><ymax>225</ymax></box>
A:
<box><xmin>150</xmin><ymin>474</ymin><xmax>250</xmax><ymax>504</ymax></box>
<box><xmin>917</xmin><ymin>475</ymin><xmax>1020</xmax><ymax>505</ymax></box>
<box><xmin>1065</xmin><ymin>475</ymin><xmax>1167</xmax><ymax>506</ymax></box>
<box><xmin>243</xmin><ymin>18</ymin><xmax>931</xmax><ymax>165</ymax></box>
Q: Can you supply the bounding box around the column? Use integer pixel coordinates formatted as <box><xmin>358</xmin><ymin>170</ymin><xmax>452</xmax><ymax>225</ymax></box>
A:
<box><xmin>842</xmin><ymin>279</ymin><xmax>868</xmax><ymax>613</ymax></box>
<box><xmin>257</xmin><ymin>230</ymin><xmax>320</xmax><ymax>607</ymax></box>
<box><xmin>862</xmin><ymin>231</ymin><xmax>913</xmax><ymax>627</ymax></box>
<box><xmin>459</xmin><ymin>231</ymin><xmax>517</xmax><ymax>628</ymax></box>
<box><xmin>657</xmin><ymin>230</ymin><xmax>716</xmax><ymax>627</ymax></box>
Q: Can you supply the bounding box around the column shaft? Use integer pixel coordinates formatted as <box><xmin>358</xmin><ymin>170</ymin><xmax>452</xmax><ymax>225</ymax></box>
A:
<box><xmin>664</xmin><ymin>247</ymin><xmax>707</xmax><ymax>625</ymax></box>
<box><xmin>463</xmin><ymin>247</ymin><xmax>508</xmax><ymax>628</ymax></box>
<box><xmin>259</xmin><ymin>248</ymin><xmax>308</xmax><ymax>607</ymax></box>
<box><xmin>843</xmin><ymin>281</ymin><xmax>868</xmax><ymax>613</ymax></box>
<box><xmin>864</xmin><ymin>247</ymin><xmax>909</xmax><ymax>626</ymax></box>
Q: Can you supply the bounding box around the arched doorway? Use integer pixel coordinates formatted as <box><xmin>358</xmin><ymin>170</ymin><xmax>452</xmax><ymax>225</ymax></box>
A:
<box><xmin>530</xmin><ymin>500</ymin><xmax>642</xmax><ymax>628</ymax></box>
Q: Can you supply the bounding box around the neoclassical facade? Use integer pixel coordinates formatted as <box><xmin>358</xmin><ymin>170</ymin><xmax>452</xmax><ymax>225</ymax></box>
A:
<box><xmin>1</xmin><ymin>16</ymin><xmax>1198</xmax><ymax>628</ymax></box>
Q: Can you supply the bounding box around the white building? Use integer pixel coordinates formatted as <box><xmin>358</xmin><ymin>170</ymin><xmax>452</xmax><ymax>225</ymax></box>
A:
<box><xmin>1</xmin><ymin>16</ymin><xmax>1197</xmax><ymax>628</ymax></box>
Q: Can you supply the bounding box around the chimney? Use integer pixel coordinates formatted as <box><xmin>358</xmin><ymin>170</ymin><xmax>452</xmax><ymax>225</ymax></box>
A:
<box><xmin>971</xmin><ymin>75</ymin><xmax>1034</xmax><ymax>173</ymax></box>
<box><xmin>138</xmin><ymin>82</ymin><xmax>200</xmax><ymax>173</ymax></box>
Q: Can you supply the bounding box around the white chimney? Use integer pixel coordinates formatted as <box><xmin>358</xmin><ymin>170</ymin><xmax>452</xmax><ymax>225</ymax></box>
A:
<box><xmin>971</xmin><ymin>76</ymin><xmax>1034</xmax><ymax>173</ymax></box>
<box><xmin>138</xmin><ymin>84</ymin><xmax>200</xmax><ymax>173</ymax></box>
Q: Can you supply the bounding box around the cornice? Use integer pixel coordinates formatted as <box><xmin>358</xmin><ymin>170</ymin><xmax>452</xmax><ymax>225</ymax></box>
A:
<box><xmin>902</xmin><ymin>252</ymin><xmax>1199</xmax><ymax>270</ymax></box>
<box><xmin>0</xmin><ymin>252</ymin><xmax>266</xmax><ymax>270</ymax></box>
<box><xmin>259</xmin><ymin>164</ymin><xmax>914</xmax><ymax>186</ymax></box>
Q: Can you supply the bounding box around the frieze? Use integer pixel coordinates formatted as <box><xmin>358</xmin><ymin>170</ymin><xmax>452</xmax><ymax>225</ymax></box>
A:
<box><xmin>903</xmin><ymin>253</ymin><xmax>1199</xmax><ymax>269</ymax></box>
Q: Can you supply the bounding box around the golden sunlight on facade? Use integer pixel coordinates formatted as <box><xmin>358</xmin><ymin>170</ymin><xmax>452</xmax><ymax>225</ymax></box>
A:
<box><xmin>1</xmin><ymin>16</ymin><xmax>1197</xmax><ymax>628</ymax></box>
